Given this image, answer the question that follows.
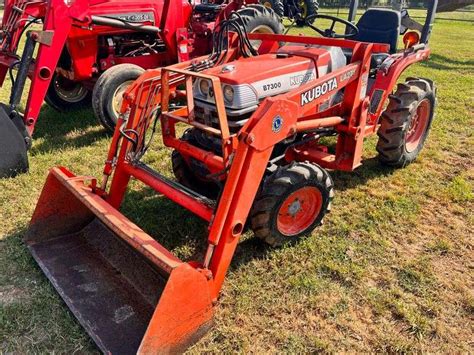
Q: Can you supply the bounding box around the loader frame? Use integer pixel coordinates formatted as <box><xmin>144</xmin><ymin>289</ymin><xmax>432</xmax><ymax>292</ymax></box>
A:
<box><xmin>95</xmin><ymin>32</ymin><xmax>431</xmax><ymax>299</ymax></box>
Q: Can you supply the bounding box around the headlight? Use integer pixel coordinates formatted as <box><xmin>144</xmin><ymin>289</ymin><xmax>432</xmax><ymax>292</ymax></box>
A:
<box><xmin>199</xmin><ymin>79</ymin><xmax>210</xmax><ymax>95</ymax></box>
<box><xmin>223</xmin><ymin>85</ymin><xmax>234</xmax><ymax>103</ymax></box>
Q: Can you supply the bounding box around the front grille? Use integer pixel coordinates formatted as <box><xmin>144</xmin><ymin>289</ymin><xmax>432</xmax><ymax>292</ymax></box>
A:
<box><xmin>194</xmin><ymin>103</ymin><xmax>253</xmax><ymax>134</ymax></box>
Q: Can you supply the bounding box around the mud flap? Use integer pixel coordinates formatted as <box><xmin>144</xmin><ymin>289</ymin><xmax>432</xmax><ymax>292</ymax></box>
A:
<box><xmin>25</xmin><ymin>167</ymin><xmax>214</xmax><ymax>354</ymax></box>
<box><xmin>0</xmin><ymin>105</ymin><xmax>28</xmax><ymax>178</ymax></box>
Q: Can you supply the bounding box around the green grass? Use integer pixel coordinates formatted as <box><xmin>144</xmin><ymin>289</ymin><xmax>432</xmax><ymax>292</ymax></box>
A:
<box><xmin>1</xmin><ymin>12</ymin><xmax>473</xmax><ymax>353</ymax></box>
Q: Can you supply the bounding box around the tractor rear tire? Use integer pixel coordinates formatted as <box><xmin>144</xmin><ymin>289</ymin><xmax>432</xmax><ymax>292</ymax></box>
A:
<box><xmin>376</xmin><ymin>78</ymin><xmax>436</xmax><ymax>168</ymax></box>
<box><xmin>45</xmin><ymin>73</ymin><xmax>91</xmax><ymax>112</ymax></box>
<box><xmin>0</xmin><ymin>106</ymin><xmax>28</xmax><ymax>178</ymax></box>
<box><xmin>92</xmin><ymin>64</ymin><xmax>145</xmax><ymax>132</ymax></box>
<box><xmin>295</xmin><ymin>0</ymin><xmax>319</xmax><ymax>26</ymax></box>
<box><xmin>260</xmin><ymin>0</ymin><xmax>284</xmax><ymax>18</ymax></box>
<box><xmin>249</xmin><ymin>162</ymin><xmax>334</xmax><ymax>247</ymax></box>
<box><xmin>235</xmin><ymin>4</ymin><xmax>284</xmax><ymax>36</ymax></box>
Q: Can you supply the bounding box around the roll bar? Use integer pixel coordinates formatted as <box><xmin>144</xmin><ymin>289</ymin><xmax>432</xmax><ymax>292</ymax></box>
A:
<box><xmin>421</xmin><ymin>0</ymin><xmax>438</xmax><ymax>44</ymax></box>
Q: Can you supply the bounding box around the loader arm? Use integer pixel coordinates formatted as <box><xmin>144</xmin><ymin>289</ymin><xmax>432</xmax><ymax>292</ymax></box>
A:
<box><xmin>25</xmin><ymin>63</ymin><xmax>298</xmax><ymax>353</ymax></box>
<box><xmin>0</xmin><ymin>0</ymin><xmax>90</xmax><ymax>124</ymax></box>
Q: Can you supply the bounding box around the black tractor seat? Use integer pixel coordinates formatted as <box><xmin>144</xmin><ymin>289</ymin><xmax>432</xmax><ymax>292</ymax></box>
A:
<box><xmin>353</xmin><ymin>8</ymin><xmax>401</xmax><ymax>54</ymax></box>
<box><xmin>343</xmin><ymin>8</ymin><xmax>401</xmax><ymax>73</ymax></box>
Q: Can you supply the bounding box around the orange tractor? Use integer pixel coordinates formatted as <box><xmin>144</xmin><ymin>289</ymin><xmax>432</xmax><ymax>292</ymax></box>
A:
<box><xmin>26</xmin><ymin>1</ymin><xmax>438</xmax><ymax>352</ymax></box>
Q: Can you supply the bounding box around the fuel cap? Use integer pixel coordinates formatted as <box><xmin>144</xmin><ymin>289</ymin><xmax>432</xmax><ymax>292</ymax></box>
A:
<box><xmin>221</xmin><ymin>65</ymin><xmax>235</xmax><ymax>73</ymax></box>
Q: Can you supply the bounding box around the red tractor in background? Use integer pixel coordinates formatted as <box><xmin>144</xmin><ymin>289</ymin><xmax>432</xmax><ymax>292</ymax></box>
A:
<box><xmin>0</xmin><ymin>0</ymin><xmax>283</xmax><ymax>178</ymax></box>
<box><xmin>262</xmin><ymin>0</ymin><xmax>319</xmax><ymax>26</ymax></box>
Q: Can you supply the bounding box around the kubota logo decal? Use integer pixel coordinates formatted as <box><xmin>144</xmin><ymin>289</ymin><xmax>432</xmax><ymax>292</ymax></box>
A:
<box><xmin>300</xmin><ymin>78</ymin><xmax>338</xmax><ymax>106</ymax></box>
<box><xmin>272</xmin><ymin>115</ymin><xmax>283</xmax><ymax>133</ymax></box>
<box><xmin>290</xmin><ymin>72</ymin><xmax>316</xmax><ymax>86</ymax></box>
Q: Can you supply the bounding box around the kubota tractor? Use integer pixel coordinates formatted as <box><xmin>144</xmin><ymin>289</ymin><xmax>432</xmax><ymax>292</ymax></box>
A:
<box><xmin>25</xmin><ymin>0</ymin><xmax>438</xmax><ymax>352</ymax></box>
<box><xmin>0</xmin><ymin>0</ymin><xmax>283</xmax><ymax>178</ymax></box>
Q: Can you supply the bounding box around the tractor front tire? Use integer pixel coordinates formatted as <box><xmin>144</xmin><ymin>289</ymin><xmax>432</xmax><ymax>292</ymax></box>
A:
<box><xmin>296</xmin><ymin>0</ymin><xmax>319</xmax><ymax>26</ymax></box>
<box><xmin>92</xmin><ymin>64</ymin><xmax>145</xmax><ymax>132</ymax></box>
<box><xmin>45</xmin><ymin>73</ymin><xmax>91</xmax><ymax>112</ymax></box>
<box><xmin>235</xmin><ymin>4</ymin><xmax>284</xmax><ymax>36</ymax></box>
<box><xmin>376</xmin><ymin>78</ymin><xmax>436</xmax><ymax>168</ymax></box>
<box><xmin>249</xmin><ymin>162</ymin><xmax>334</xmax><ymax>247</ymax></box>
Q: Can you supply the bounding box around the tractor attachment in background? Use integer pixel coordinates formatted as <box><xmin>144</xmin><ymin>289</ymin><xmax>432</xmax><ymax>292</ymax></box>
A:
<box><xmin>0</xmin><ymin>104</ymin><xmax>28</xmax><ymax>177</ymax></box>
<box><xmin>25</xmin><ymin>167</ymin><xmax>214</xmax><ymax>354</ymax></box>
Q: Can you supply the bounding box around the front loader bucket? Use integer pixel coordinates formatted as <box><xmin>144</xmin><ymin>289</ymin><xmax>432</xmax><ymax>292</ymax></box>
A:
<box><xmin>25</xmin><ymin>167</ymin><xmax>214</xmax><ymax>354</ymax></box>
<box><xmin>0</xmin><ymin>105</ymin><xmax>28</xmax><ymax>178</ymax></box>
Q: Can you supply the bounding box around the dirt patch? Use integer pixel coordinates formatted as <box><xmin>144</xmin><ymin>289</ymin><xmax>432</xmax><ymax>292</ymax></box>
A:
<box><xmin>0</xmin><ymin>285</ymin><xmax>27</xmax><ymax>306</ymax></box>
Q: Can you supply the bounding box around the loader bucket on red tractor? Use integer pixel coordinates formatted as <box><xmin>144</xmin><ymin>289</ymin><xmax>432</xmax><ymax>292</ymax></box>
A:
<box><xmin>0</xmin><ymin>105</ymin><xmax>28</xmax><ymax>178</ymax></box>
<box><xmin>25</xmin><ymin>167</ymin><xmax>214</xmax><ymax>354</ymax></box>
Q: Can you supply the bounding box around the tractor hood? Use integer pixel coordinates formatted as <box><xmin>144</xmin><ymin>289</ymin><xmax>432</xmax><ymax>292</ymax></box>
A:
<box><xmin>194</xmin><ymin>45</ymin><xmax>346</xmax><ymax>110</ymax></box>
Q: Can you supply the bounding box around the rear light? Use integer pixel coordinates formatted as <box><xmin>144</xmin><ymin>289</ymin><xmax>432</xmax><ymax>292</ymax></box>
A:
<box><xmin>403</xmin><ymin>31</ymin><xmax>420</xmax><ymax>49</ymax></box>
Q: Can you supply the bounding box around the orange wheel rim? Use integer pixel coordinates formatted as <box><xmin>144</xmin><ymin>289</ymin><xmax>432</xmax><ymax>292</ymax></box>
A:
<box><xmin>277</xmin><ymin>186</ymin><xmax>322</xmax><ymax>236</ymax></box>
<box><xmin>406</xmin><ymin>98</ymin><xmax>430</xmax><ymax>153</ymax></box>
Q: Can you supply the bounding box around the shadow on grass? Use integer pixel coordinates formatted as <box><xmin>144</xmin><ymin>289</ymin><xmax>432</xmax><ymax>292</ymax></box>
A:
<box><xmin>120</xmin><ymin>186</ymin><xmax>275</xmax><ymax>266</ymax></box>
<box><xmin>29</xmin><ymin>105</ymin><xmax>110</xmax><ymax>155</ymax></box>
<box><xmin>332</xmin><ymin>156</ymin><xmax>397</xmax><ymax>191</ymax></box>
<box><xmin>116</xmin><ymin>156</ymin><xmax>397</xmax><ymax>265</ymax></box>
<box><xmin>421</xmin><ymin>53</ymin><xmax>474</xmax><ymax>71</ymax></box>
<box><xmin>120</xmin><ymin>186</ymin><xmax>210</xmax><ymax>260</ymax></box>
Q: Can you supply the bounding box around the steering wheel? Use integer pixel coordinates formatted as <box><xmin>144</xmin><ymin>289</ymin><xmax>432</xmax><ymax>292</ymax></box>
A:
<box><xmin>305</xmin><ymin>14</ymin><xmax>359</xmax><ymax>39</ymax></box>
